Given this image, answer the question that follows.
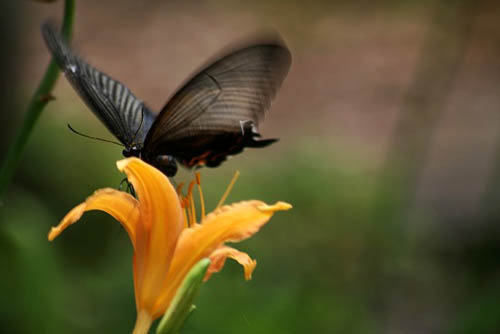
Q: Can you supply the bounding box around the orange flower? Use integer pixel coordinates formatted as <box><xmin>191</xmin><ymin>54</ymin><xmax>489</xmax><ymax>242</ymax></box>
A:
<box><xmin>48</xmin><ymin>157</ymin><xmax>291</xmax><ymax>333</ymax></box>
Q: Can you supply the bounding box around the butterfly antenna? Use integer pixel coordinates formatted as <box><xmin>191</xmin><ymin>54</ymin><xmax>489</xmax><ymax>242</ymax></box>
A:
<box><xmin>67</xmin><ymin>124</ymin><xmax>124</xmax><ymax>147</ymax></box>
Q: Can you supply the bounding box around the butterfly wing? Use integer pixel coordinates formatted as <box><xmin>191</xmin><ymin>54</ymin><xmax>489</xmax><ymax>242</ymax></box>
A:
<box><xmin>42</xmin><ymin>22</ymin><xmax>155</xmax><ymax>147</ymax></box>
<box><xmin>143</xmin><ymin>37</ymin><xmax>291</xmax><ymax>169</ymax></box>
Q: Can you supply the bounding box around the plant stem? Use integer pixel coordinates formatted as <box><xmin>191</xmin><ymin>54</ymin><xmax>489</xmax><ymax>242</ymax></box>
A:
<box><xmin>0</xmin><ymin>0</ymin><xmax>75</xmax><ymax>200</ymax></box>
<box><xmin>133</xmin><ymin>310</ymin><xmax>153</xmax><ymax>334</ymax></box>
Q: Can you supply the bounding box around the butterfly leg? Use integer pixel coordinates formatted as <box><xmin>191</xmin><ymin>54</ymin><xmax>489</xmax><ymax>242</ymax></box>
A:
<box><xmin>119</xmin><ymin>177</ymin><xmax>136</xmax><ymax>198</ymax></box>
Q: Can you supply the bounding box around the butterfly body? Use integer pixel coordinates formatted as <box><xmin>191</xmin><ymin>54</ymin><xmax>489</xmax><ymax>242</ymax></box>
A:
<box><xmin>42</xmin><ymin>22</ymin><xmax>291</xmax><ymax>176</ymax></box>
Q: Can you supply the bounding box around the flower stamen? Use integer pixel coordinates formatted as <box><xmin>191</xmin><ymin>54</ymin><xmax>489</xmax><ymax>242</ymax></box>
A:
<box><xmin>189</xmin><ymin>189</ymin><xmax>196</xmax><ymax>226</ymax></box>
<box><xmin>182</xmin><ymin>204</ymin><xmax>189</xmax><ymax>228</ymax></box>
<box><xmin>176</xmin><ymin>181</ymin><xmax>185</xmax><ymax>196</ymax></box>
<box><xmin>185</xmin><ymin>180</ymin><xmax>197</xmax><ymax>226</ymax></box>
<box><xmin>177</xmin><ymin>183</ymin><xmax>189</xmax><ymax>228</ymax></box>
<box><xmin>195</xmin><ymin>172</ymin><xmax>206</xmax><ymax>222</ymax></box>
<box><xmin>216</xmin><ymin>171</ymin><xmax>240</xmax><ymax>209</ymax></box>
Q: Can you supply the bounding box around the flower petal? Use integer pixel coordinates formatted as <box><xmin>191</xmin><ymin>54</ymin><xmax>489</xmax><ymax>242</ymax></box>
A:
<box><xmin>205</xmin><ymin>246</ymin><xmax>256</xmax><ymax>281</ymax></box>
<box><xmin>117</xmin><ymin>158</ymin><xmax>183</xmax><ymax>316</ymax></box>
<box><xmin>48</xmin><ymin>188</ymin><xmax>139</xmax><ymax>248</ymax></box>
<box><xmin>154</xmin><ymin>200</ymin><xmax>291</xmax><ymax>314</ymax></box>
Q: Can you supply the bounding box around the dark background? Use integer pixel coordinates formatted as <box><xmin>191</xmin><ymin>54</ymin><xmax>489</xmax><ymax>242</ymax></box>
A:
<box><xmin>2</xmin><ymin>0</ymin><xmax>500</xmax><ymax>333</ymax></box>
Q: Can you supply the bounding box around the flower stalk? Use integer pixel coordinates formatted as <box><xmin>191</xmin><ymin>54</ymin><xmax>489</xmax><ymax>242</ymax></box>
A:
<box><xmin>0</xmin><ymin>0</ymin><xmax>75</xmax><ymax>199</ymax></box>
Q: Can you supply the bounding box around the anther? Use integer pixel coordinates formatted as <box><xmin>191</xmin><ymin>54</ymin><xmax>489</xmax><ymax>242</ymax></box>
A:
<box><xmin>195</xmin><ymin>172</ymin><xmax>206</xmax><ymax>221</ymax></box>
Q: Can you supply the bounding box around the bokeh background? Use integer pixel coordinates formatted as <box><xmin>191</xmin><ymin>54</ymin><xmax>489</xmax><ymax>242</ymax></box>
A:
<box><xmin>2</xmin><ymin>0</ymin><xmax>500</xmax><ymax>333</ymax></box>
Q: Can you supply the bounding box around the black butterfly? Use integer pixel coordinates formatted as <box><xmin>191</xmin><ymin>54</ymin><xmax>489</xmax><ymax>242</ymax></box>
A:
<box><xmin>42</xmin><ymin>22</ymin><xmax>291</xmax><ymax>177</ymax></box>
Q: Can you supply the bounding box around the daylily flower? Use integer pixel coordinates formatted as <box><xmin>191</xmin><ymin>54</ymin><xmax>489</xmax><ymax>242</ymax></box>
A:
<box><xmin>48</xmin><ymin>157</ymin><xmax>291</xmax><ymax>333</ymax></box>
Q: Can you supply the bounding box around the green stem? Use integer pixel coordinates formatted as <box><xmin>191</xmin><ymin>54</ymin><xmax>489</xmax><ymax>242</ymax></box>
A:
<box><xmin>0</xmin><ymin>0</ymin><xmax>75</xmax><ymax>200</ymax></box>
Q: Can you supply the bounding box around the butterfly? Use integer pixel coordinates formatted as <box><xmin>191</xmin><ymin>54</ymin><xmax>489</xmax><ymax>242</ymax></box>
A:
<box><xmin>42</xmin><ymin>22</ymin><xmax>291</xmax><ymax>177</ymax></box>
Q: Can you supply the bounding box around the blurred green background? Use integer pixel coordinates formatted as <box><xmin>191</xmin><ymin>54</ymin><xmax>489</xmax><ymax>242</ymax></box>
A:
<box><xmin>2</xmin><ymin>0</ymin><xmax>500</xmax><ymax>333</ymax></box>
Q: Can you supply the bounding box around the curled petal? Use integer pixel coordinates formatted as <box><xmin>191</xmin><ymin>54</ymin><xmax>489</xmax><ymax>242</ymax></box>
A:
<box><xmin>205</xmin><ymin>246</ymin><xmax>257</xmax><ymax>281</ymax></box>
<box><xmin>203</xmin><ymin>201</ymin><xmax>292</xmax><ymax>243</ymax></box>
<box><xmin>48</xmin><ymin>188</ymin><xmax>139</xmax><ymax>248</ymax></box>
<box><xmin>155</xmin><ymin>200</ymin><xmax>292</xmax><ymax>313</ymax></box>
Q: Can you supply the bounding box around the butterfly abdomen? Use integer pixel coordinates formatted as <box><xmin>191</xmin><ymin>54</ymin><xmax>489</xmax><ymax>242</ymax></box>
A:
<box><xmin>162</xmin><ymin>122</ymin><xmax>278</xmax><ymax>169</ymax></box>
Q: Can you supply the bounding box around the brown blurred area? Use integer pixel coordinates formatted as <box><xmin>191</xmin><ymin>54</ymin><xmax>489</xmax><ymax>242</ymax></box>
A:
<box><xmin>20</xmin><ymin>0</ymin><xmax>500</xmax><ymax>220</ymax></box>
<box><xmin>22</xmin><ymin>0</ymin><xmax>424</xmax><ymax>144</ymax></box>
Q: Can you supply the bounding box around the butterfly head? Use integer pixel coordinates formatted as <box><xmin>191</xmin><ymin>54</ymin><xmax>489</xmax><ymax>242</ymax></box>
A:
<box><xmin>123</xmin><ymin>145</ymin><xmax>141</xmax><ymax>158</ymax></box>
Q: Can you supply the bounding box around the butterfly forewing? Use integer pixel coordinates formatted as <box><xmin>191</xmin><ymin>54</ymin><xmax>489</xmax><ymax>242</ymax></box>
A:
<box><xmin>42</xmin><ymin>22</ymin><xmax>155</xmax><ymax>147</ymax></box>
<box><xmin>145</xmin><ymin>42</ymin><xmax>290</xmax><ymax>145</ymax></box>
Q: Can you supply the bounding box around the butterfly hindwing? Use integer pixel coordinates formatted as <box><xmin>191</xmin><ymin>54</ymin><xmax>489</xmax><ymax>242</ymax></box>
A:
<box><xmin>42</xmin><ymin>22</ymin><xmax>155</xmax><ymax>147</ymax></box>
<box><xmin>157</xmin><ymin>122</ymin><xmax>278</xmax><ymax>169</ymax></box>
